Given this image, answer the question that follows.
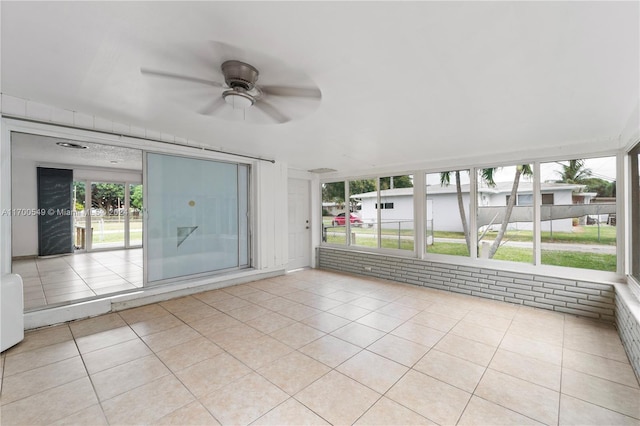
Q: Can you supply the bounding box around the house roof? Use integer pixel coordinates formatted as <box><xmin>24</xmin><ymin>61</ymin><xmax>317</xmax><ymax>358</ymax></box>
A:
<box><xmin>352</xmin><ymin>182</ymin><xmax>586</xmax><ymax>199</ymax></box>
<box><xmin>1</xmin><ymin>2</ymin><xmax>637</xmax><ymax>175</ymax></box>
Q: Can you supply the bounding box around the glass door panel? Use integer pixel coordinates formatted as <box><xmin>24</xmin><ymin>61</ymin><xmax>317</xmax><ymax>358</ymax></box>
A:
<box><xmin>129</xmin><ymin>183</ymin><xmax>143</xmax><ymax>247</ymax></box>
<box><xmin>72</xmin><ymin>181</ymin><xmax>87</xmax><ymax>250</ymax></box>
<box><xmin>91</xmin><ymin>182</ymin><xmax>125</xmax><ymax>249</ymax></box>
<box><xmin>146</xmin><ymin>153</ymin><xmax>248</xmax><ymax>283</ymax></box>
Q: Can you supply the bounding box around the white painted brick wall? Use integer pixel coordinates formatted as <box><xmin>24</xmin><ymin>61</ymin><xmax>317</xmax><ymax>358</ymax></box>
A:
<box><xmin>616</xmin><ymin>295</ymin><xmax>640</xmax><ymax>384</ymax></box>
<box><xmin>319</xmin><ymin>247</ymin><xmax>616</xmax><ymax>322</ymax></box>
<box><xmin>0</xmin><ymin>93</ymin><xmax>181</xmax><ymax>149</ymax></box>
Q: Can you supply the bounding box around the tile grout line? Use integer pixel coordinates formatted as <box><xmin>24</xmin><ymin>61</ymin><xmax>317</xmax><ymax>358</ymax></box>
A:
<box><xmin>93</xmin><ymin>309</ymin><xmax>215</xmax><ymax>425</ymax></box>
<box><xmin>558</xmin><ymin>312</ymin><xmax>566</xmax><ymax>426</ymax></box>
<box><xmin>454</xmin><ymin>304</ymin><xmax>518</xmax><ymax>425</ymax></box>
<box><xmin>345</xmin><ymin>299</ymin><xmax>450</xmax><ymax>425</ymax></box>
<box><xmin>6</xmin><ymin>270</ymin><xmax>637</xmax><ymax>425</ymax></box>
<box><xmin>69</xmin><ymin>324</ymin><xmax>110</xmax><ymax>425</ymax></box>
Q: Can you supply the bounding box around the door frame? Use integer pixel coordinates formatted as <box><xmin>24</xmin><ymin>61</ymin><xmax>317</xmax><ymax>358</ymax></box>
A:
<box><xmin>287</xmin><ymin>176</ymin><xmax>313</xmax><ymax>271</ymax></box>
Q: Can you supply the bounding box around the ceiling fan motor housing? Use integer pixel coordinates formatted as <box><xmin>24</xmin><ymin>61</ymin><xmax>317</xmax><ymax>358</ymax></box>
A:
<box><xmin>221</xmin><ymin>60</ymin><xmax>259</xmax><ymax>90</ymax></box>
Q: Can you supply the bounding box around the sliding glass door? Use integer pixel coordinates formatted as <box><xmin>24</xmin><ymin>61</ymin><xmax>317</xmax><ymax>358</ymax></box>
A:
<box><xmin>146</xmin><ymin>153</ymin><xmax>249</xmax><ymax>283</ymax></box>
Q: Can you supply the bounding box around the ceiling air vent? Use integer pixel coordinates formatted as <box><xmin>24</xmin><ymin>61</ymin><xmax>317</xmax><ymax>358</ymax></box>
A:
<box><xmin>308</xmin><ymin>168</ymin><xmax>337</xmax><ymax>174</ymax></box>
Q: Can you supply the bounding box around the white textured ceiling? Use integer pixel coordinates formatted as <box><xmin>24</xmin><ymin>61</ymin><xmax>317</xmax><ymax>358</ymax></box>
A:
<box><xmin>11</xmin><ymin>133</ymin><xmax>142</xmax><ymax>171</ymax></box>
<box><xmin>1</xmin><ymin>1</ymin><xmax>638</xmax><ymax>174</ymax></box>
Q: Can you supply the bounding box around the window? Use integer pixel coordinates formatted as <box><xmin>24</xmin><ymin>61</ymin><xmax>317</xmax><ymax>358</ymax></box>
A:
<box><xmin>542</xmin><ymin>193</ymin><xmax>554</xmax><ymax>205</ymax></box>
<box><xmin>506</xmin><ymin>194</ymin><xmax>533</xmax><ymax>206</ymax></box>
<box><xmin>350</xmin><ymin>179</ymin><xmax>376</xmax><ymax>248</ymax></box>
<box><xmin>477</xmin><ymin>164</ymin><xmax>534</xmax><ymax>263</ymax></box>
<box><xmin>322</xmin><ymin>175</ymin><xmax>413</xmax><ymax>251</ymax></box>
<box><xmin>322</xmin><ymin>181</ymin><xmax>346</xmax><ymax>245</ymax></box>
<box><xmin>539</xmin><ymin>157</ymin><xmax>616</xmax><ymax>271</ymax></box>
<box><xmin>375</xmin><ymin>203</ymin><xmax>395</xmax><ymax>209</ymax></box>
<box><xmin>379</xmin><ymin>175</ymin><xmax>413</xmax><ymax>251</ymax></box>
<box><xmin>146</xmin><ymin>153</ymin><xmax>249</xmax><ymax>282</ymax></box>
<box><xmin>426</xmin><ymin>170</ymin><xmax>470</xmax><ymax>257</ymax></box>
<box><xmin>322</xmin><ymin>155</ymin><xmax>622</xmax><ymax>274</ymax></box>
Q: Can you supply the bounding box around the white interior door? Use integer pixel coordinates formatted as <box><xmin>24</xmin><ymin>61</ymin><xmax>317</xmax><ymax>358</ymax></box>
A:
<box><xmin>287</xmin><ymin>178</ymin><xmax>311</xmax><ymax>271</ymax></box>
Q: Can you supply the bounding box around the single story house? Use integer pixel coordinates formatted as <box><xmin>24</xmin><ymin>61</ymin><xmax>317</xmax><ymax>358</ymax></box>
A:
<box><xmin>322</xmin><ymin>201</ymin><xmax>344</xmax><ymax>216</ymax></box>
<box><xmin>353</xmin><ymin>182</ymin><xmax>613</xmax><ymax>233</ymax></box>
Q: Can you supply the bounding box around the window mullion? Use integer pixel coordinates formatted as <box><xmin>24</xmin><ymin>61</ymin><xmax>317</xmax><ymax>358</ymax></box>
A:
<box><xmin>533</xmin><ymin>162</ymin><xmax>541</xmax><ymax>265</ymax></box>
<box><xmin>345</xmin><ymin>180</ymin><xmax>351</xmax><ymax>246</ymax></box>
<box><xmin>469</xmin><ymin>168</ymin><xmax>478</xmax><ymax>260</ymax></box>
<box><xmin>376</xmin><ymin>177</ymin><xmax>381</xmax><ymax>248</ymax></box>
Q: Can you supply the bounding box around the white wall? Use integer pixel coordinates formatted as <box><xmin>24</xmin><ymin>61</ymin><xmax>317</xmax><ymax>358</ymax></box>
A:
<box><xmin>254</xmin><ymin>159</ymin><xmax>288</xmax><ymax>271</ymax></box>
<box><xmin>379</xmin><ymin>194</ymin><xmax>413</xmax><ymax>229</ymax></box>
<box><xmin>429</xmin><ymin>193</ymin><xmax>471</xmax><ymax>233</ymax></box>
<box><xmin>11</xmin><ymin>157</ymin><xmax>38</xmax><ymax>257</ymax></box>
<box><xmin>541</xmin><ymin>190</ymin><xmax>573</xmax><ymax>233</ymax></box>
<box><xmin>361</xmin><ymin>195</ymin><xmax>415</xmax><ymax>229</ymax></box>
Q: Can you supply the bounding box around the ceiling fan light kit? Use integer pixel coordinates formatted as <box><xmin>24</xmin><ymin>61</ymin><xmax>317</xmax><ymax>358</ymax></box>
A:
<box><xmin>223</xmin><ymin>89</ymin><xmax>255</xmax><ymax>109</ymax></box>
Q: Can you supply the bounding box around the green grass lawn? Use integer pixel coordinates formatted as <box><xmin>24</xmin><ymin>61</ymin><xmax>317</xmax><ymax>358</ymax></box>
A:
<box><xmin>541</xmin><ymin>251</ymin><xmax>616</xmax><ymax>271</ymax></box>
<box><xmin>325</xmin><ymin>217</ymin><xmax>615</xmax><ymax>245</ymax></box>
<box><xmin>473</xmin><ymin>225</ymin><xmax>616</xmax><ymax>245</ymax></box>
<box><xmin>79</xmin><ymin>218</ymin><xmax>142</xmax><ymax>245</ymax></box>
<box><xmin>426</xmin><ymin>242</ymin><xmax>615</xmax><ymax>271</ymax></box>
<box><xmin>427</xmin><ymin>242</ymin><xmax>470</xmax><ymax>257</ymax></box>
<box><xmin>327</xmin><ymin>226</ymin><xmax>616</xmax><ymax>271</ymax></box>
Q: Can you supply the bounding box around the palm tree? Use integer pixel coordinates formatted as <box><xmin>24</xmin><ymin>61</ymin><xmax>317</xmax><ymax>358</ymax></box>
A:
<box><xmin>439</xmin><ymin>170</ymin><xmax>471</xmax><ymax>252</ymax></box>
<box><xmin>440</xmin><ymin>165</ymin><xmax>532</xmax><ymax>259</ymax></box>
<box><xmin>487</xmin><ymin>164</ymin><xmax>532</xmax><ymax>258</ymax></box>
<box><xmin>557</xmin><ymin>159</ymin><xmax>591</xmax><ymax>184</ymax></box>
<box><xmin>439</xmin><ymin>168</ymin><xmax>496</xmax><ymax>254</ymax></box>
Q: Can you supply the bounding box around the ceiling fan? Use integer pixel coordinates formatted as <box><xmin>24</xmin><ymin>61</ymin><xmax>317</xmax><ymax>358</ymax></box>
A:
<box><xmin>141</xmin><ymin>56</ymin><xmax>321</xmax><ymax>124</ymax></box>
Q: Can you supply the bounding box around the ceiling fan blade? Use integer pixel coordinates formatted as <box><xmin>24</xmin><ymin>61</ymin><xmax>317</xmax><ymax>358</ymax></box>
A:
<box><xmin>260</xmin><ymin>85</ymin><xmax>322</xmax><ymax>99</ymax></box>
<box><xmin>198</xmin><ymin>97</ymin><xmax>227</xmax><ymax>115</ymax></box>
<box><xmin>254</xmin><ymin>100</ymin><xmax>290</xmax><ymax>124</ymax></box>
<box><xmin>140</xmin><ymin>68</ymin><xmax>224</xmax><ymax>88</ymax></box>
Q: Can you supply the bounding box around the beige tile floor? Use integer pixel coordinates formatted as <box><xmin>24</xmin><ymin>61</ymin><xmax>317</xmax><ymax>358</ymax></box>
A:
<box><xmin>12</xmin><ymin>249</ymin><xmax>143</xmax><ymax>310</ymax></box>
<box><xmin>1</xmin><ymin>269</ymin><xmax>639</xmax><ymax>425</ymax></box>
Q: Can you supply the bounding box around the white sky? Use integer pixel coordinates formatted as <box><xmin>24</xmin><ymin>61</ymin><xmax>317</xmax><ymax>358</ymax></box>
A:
<box><xmin>425</xmin><ymin>156</ymin><xmax>616</xmax><ymax>186</ymax></box>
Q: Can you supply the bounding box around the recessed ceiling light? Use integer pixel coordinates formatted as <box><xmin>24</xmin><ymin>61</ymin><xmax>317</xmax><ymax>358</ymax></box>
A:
<box><xmin>56</xmin><ymin>142</ymin><xmax>87</xmax><ymax>149</ymax></box>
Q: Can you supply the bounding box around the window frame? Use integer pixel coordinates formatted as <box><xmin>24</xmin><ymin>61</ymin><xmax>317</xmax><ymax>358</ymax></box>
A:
<box><xmin>630</xmin><ymin>143</ymin><xmax>640</xmax><ymax>283</ymax></box>
<box><xmin>144</xmin><ymin>151</ymin><xmax>252</xmax><ymax>285</ymax></box>
<box><xmin>320</xmin><ymin>151</ymin><xmax>623</xmax><ymax>280</ymax></box>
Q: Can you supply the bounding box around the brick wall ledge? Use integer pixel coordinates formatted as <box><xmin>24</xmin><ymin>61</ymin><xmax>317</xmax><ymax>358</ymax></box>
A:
<box><xmin>318</xmin><ymin>247</ymin><xmax>617</xmax><ymax>323</ymax></box>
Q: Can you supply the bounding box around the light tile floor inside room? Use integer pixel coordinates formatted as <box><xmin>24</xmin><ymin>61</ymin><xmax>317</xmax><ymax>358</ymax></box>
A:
<box><xmin>1</xmin><ymin>269</ymin><xmax>639</xmax><ymax>425</ymax></box>
<box><xmin>12</xmin><ymin>249</ymin><xmax>143</xmax><ymax>310</ymax></box>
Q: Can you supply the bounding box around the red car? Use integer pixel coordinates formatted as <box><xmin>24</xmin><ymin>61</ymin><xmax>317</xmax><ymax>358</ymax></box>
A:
<box><xmin>332</xmin><ymin>212</ymin><xmax>363</xmax><ymax>226</ymax></box>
